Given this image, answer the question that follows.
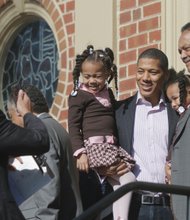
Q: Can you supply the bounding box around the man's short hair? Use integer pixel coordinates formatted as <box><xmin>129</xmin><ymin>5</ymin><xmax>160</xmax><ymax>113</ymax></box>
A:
<box><xmin>8</xmin><ymin>84</ymin><xmax>49</xmax><ymax>114</ymax></box>
<box><xmin>21</xmin><ymin>85</ymin><xmax>49</xmax><ymax>114</ymax></box>
<box><xmin>137</xmin><ymin>48</ymin><xmax>168</xmax><ymax>72</ymax></box>
<box><xmin>181</xmin><ymin>22</ymin><xmax>190</xmax><ymax>32</ymax></box>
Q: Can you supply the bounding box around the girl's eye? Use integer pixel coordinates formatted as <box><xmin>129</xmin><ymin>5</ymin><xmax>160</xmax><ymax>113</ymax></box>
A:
<box><xmin>96</xmin><ymin>75</ymin><xmax>103</xmax><ymax>79</ymax></box>
<box><xmin>84</xmin><ymin>76</ymin><xmax>89</xmax><ymax>79</ymax></box>
<box><xmin>82</xmin><ymin>74</ymin><xmax>90</xmax><ymax>79</ymax></box>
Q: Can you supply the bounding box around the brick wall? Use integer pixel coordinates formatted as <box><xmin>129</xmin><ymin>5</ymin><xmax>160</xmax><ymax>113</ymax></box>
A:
<box><xmin>0</xmin><ymin>0</ymin><xmax>162</xmax><ymax>127</ymax></box>
<box><xmin>118</xmin><ymin>0</ymin><xmax>161</xmax><ymax>99</ymax></box>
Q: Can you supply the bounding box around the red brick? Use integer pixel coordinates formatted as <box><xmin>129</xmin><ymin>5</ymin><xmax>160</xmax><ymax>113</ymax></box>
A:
<box><xmin>128</xmin><ymin>63</ymin><xmax>137</xmax><ymax>77</ymax></box>
<box><xmin>119</xmin><ymin>50</ymin><xmax>136</xmax><ymax>65</ymax></box>
<box><xmin>69</xmin><ymin>47</ymin><xmax>74</xmax><ymax>57</ymax></box>
<box><xmin>51</xmin><ymin>104</ymin><xmax>59</xmax><ymax>118</ymax></box>
<box><xmin>57</xmin><ymin>29</ymin><xmax>65</xmax><ymax>41</ymax></box>
<box><xmin>66</xmin><ymin>83</ymin><xmax>73</xmax><ymax>95</ymax></box>
<box><xmin>60</xmin><ymin>109</ymin><xmax>68</xmax><ymax>120</ymax></box>
<box><xmin>52</xmin><ymin>9</ymin><xmax>59</xmax><ymax>22</ymax></box>
<box><xmin>120</xmin><ymin>11</ymin><xmax>131</xmax><ymax>24</ymax></box>
<box><xmin>66</xmin><ymin>24</ymin><xmax>74</xmax><ymax>35</ymax></box>
<box><xmin>55</xmin><ymin>18</ymin><xmax>63</xmax><ymax>32</ymax></box>
<box><xmin>59</xmin><ymin>40</ymin><xmax>67</xmax><ymax>53</ymax></box>
<box><xmin>68</xmin><ymin>71</ymin><xmax>73</xmax><ymax>83</ymax></box>
<box><xmin>138</xmin><ymin>0</ymin><xmax>154</xmax><ymax>5</ymax></box>
<box><xmin>59</xmin><ymin>3</ymin><xmax>65</xmax><ymax>13</ymax></box>
<box><xmin>143</xmin><ymin>2</ymin><xmax>161</xmax><ymax>17</ymax></box>
<box><xmin>54</xmin><ymin>94</ymin><xmax>62</xmax><ymax>106</ymax></box>
<box><xmin>60</xmin><ymin>51</ymin><xmax>67</xmax><ymax>68</ymax></box>
<box><xmin>119</xmin><ymin>66</ymin><xmax>127</xmax><ymax>78</ymax></box>
<box><xmin>57</xmin><ymin>82</ymin><xmax>65</xmax><ymax>94</ymax></box>
<box><xmin>47</xmin><ymin>1</ymin><xmax>54</xmax><ymax>15</ymax></box>
<box><xmin>62</xmin><ymin>99</ymin><xmax>67</xmax><ymax>108</ymax></box>
<box><xmin>120</xmin><ymin>24</ymin><xmax>136</xmax><ymax>38</ymax></box>
<box><xmin>69</xmin><ymin>59</ymin><xmax>74</xmax><ymax>71</ymax></box>
<box><xmin>119</xmin><ymin>39</ymin><xmax>127</xmax><ymax>51</ymax></box>
<box><xmin>63</xmin><ymin>13</ymin><xmax>73</xmax><ymax>24</ymax></box>
<box><xmin>66</xmin><ymin>1</ymin><xmax>74</xmax><ymax>12</ymax></box>
<box><xmin>58</xmin><ymin>70</ymin><xmax>66</xmax><ymax>82</ymax></box>
<box><xmin>42</xmin><ymin>0</ymin><xmax>50</xmax><ymax>8</ymax></box>
<box><xmin>139</xmin><ymin>17</ymin><xmax>159</xmax><ymax>32</ymax></box>
<box><xmin>119</xmin><ymin>77</ymin><xmax>136</xmax><ymax>91</ymax></box>
<box><xmin>128</xmin><ymin>34</ymin><xmax>147</xmax><ymax>49</ymax></box>
<box><xmin>68</xmin><ymin>36</ymin><xmax>74</xmax><ymax>47</ymax></box>
<box><xmin>120</xmin><ymin>0</ymin><xmax>136</xmax><ymax>11</ymax></box>
<box><xmin>69</xmin><ymin>60</ymin><xmax>73</xmax><ymax>70</ymax></box>
<box><xmin>138</xmin><ymin>44</ymin><xmax>158</xmax><ymax>55</ymax></box>
<box><xmin>133</xmin><ymin>8</ymin><xmax>141</xmax><ymax>20</ymax></box>
<box><xmin>149</xmin><ymin>30</ymin><xmax>161</xmax><ymax>43</ymax></box>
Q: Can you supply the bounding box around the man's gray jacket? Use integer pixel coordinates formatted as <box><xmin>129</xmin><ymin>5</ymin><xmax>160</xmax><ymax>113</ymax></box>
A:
<box><xmin>19</xmin><ymin>113</ymin><xmax>82</xmax><ymax>220</ymax></box>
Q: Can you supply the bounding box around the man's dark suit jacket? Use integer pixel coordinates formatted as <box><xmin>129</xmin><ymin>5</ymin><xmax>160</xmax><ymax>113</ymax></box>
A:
<box><xmin>171</xmin><ymin>107</ymin><xmax>190</xmax><ymax>220</ymax></box>
<box><xmin>115</xmin><ymin>93</ymin><xmax>179</xmax><ymax>154</ymax></box>
<box><xmin>0</xmin><ymin>110</ymin><xmax>49</xmax><ymax>220</ymax></box>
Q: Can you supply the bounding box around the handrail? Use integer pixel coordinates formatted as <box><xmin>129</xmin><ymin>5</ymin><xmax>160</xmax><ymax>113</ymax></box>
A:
<box><xmin>73</xmin><ymin>181</ymin><xmax>190</xmax><ymax>220</ymax></box>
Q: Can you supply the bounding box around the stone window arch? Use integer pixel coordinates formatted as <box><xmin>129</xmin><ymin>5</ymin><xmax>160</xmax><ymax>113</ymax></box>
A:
<box><xmin>0</xmin><ymin>0</ymin><xmax>59</xmax><ymax>110</ymax></box>
<box><xmin>2</xmin><ymin>20</ymin><xmax>58</xmax><ymax>110</ymax></box>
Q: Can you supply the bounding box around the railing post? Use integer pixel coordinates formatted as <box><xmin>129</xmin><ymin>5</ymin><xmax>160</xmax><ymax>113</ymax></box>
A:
<box><xmin>74</xmin><ymin>182</ymin><xmax>190</xmax><ymax>220</ymax></box>
<box><xmin>187</xmin><ymin>195</ymin><xmax>189</xmax><ymax>220</ymax></box>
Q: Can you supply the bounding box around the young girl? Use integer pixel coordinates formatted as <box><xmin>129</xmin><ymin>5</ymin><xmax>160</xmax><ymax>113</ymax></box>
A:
<box><xmin>165</xmin><ymin>68</ymin><xmax>190</xmax><ymax>114</ymax></box>
<box><xmin>68</xmin><ymin>45</ymin><xmax>135</xmax><ymax>220</ymax></box>
<box><xmin>165</xmin><ymin>68</ymin><xmax>190</xmax><ymax>184</ymax></box>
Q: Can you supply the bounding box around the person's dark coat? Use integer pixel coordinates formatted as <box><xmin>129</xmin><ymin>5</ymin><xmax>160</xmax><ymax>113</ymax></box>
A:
<box><xmin>0</xmin><ymin>110</ymin><xmax>49</xmax><ymax>220</ymax></box>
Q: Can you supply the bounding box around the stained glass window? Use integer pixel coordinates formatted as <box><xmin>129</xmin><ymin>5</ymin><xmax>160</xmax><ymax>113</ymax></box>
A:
<box><xmin>3</xmin><ymin>20</ymin><xmax>59</xmax><ymax>109</ymax></box>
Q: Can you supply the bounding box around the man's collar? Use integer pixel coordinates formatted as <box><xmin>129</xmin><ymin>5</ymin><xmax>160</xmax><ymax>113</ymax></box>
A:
<box><xmin>136</xmin><ymin>91</ymin><xmax>166</xmax><ymax>106</ymax></box>
<box><xmin>36</xmin><ymin>112</ymin><xmax>46</xmax><ymax>118</ymax></box>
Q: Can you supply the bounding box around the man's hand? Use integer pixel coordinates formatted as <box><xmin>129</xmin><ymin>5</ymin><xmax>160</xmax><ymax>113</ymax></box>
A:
<box><xmin>76</xmin><ymin>153</ymin><xmax>89</xmax><ymax>173</ymax></box>
<box><xmin>165</xmin><ymin>161</ymin><xmax>171</xmax><ymax>184</ymax></box>
<box><xmin>16</xmin><ymin>90</ymin><xmax>31</xmax><ymax>116</ymax></box>
<box><xmin>116</xmin><ymin>161</ymin><xmax>131</xmax><ymax>176</ymax></box>
<box><xmin>97</xmin><ymin>160</ymin><xmax>130</xmax><ymax>177</ymax></box>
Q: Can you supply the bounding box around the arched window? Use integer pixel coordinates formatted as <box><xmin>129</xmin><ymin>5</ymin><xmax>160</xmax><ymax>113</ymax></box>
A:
<box><xmin>3</xmin><ymin>20</ymin><xmax>59</xmax><ymax>109</ymax></box>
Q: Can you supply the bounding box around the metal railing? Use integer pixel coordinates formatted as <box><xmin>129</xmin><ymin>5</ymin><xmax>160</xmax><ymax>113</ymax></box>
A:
<box><xmin>74</xmin><ymin>181</ymin><xmax>190</xmax><ymax>220</ymax></box>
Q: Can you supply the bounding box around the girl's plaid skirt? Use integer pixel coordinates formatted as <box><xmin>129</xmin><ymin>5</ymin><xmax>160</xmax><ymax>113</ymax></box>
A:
<box><xmin>84</xmin><ymin>139</ymin><xmax>135</xmax><ymax>169</ymax></box>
